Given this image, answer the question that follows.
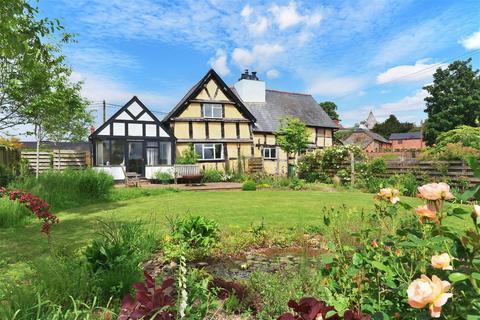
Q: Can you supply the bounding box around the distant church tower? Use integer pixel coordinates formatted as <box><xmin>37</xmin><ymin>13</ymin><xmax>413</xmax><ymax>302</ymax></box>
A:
<box><xmin>360</xmin><ymin>111</ymin><xmax>377</xmax><ymax>130</ymax></box>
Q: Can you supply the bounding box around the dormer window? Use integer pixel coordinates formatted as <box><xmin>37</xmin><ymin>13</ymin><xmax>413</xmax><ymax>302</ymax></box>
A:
<box><xmin>203</xmin><ymin>103</ymin><xmax>223</xmax><ymax>118</ymax></box>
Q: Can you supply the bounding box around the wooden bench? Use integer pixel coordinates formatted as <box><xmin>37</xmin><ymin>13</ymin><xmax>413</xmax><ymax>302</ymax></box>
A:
<box><xmin>121</xmin><ymin>166</ymin><xmax>141</xmax><ymax>187</ymax></box>
<box><xmin>174</xmin><ymin>164</ymin><xmax>203</xmax><ymax>185</ymax></box>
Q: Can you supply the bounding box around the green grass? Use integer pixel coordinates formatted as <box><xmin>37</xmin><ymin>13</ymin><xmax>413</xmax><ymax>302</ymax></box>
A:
<box><xmin>0</xmin><ymin>197</ymin><xmax>32</xmax><ymax>228</ymax></box>
<box><xmin>0</xmin><ymin>189</ymin><xmax>471</xmax><ymax>281</ymax></box>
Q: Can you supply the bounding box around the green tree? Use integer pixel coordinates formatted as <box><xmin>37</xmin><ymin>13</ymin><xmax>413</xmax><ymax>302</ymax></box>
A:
<box><xmin>423</xmin><ymin>59</ymin><xmax>480</xmax><ymax>145</ymax></box>
<box><xmin>275</xmin><ymin>117</ymin><xmax>310</xmax><ymax>174</ymax></box>
<box><xmin>372</xmin><ymin>115</ymin><xmax>414</xmax><ymax>139</ymax></box>
<box><xmin>435</xmin><ymin>125</ymin><xmax>480</xmax><ymax>150</ymax></box>
<box><xmin>1</xmin><ymin>0</ymin><xmax>92</xmax><ymax>176</ymax></box>
<box><xmin>319</xmin><ymin>101</ymin><xmax>340</xmax><ymax>121</ymax></box>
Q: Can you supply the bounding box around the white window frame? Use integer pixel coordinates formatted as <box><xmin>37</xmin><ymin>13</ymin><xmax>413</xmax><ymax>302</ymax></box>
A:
<box><xmin>202</xmin><ymin>103</ymin><xmax>223</xmax><ymax>118</ymax></box>
<box><xmin>194</xmin><ymin>143</ymin><xmax>224</xmax><ymax>160</ymax></box>
<box><xmin>262</xmin><ymin>147</ymin><xmax>277</xmax><ymax>160</ymax></box>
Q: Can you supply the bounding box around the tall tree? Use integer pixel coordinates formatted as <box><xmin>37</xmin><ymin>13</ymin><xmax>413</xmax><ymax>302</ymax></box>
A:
<box><xmin>319</xmin><ymin>101</ymin><xmax>340</xmax><ymax>121</ymax></box>
<box><xmin>1</xmin><ymin>0</ymin><xmax>91</xmax><ymax>176</ymax></box>
<box><xmin>372</xmin><ymin>115</ymin><xmax>414</xmax><ymax>139</ymax></box>
<box><xmin>275</xmin><ymin>117</ymin><xmax>310</xmax><ymax>175</ymax></box>
<box><xmin>423</xmin><ymin>59</ymin><xmax>480</xmax><ymax>145</ymax></box>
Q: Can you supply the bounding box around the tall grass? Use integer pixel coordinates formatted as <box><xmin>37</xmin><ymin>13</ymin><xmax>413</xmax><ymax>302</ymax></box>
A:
<box><xmin>0</xmin><ymin>197</ymin><xmax>31</xmax><ymax>228</ymax></box>
<box><xmin>9</xmin><ymin>169</ymin><xmax>114</xmax><ymax>211</ymax></box>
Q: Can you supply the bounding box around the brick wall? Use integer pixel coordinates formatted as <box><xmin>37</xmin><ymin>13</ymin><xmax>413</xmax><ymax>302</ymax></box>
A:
<box><xmin>391</xmin><ymin>138</ymin><xmax>425</xmax><ymax>150</ymax></box>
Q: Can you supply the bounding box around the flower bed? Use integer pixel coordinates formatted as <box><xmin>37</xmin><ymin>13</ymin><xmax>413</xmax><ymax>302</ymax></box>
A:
<box><xmin>0</xmin><ymin>187</ymin><xmax>58</xmax><ymax>234</ymax></box>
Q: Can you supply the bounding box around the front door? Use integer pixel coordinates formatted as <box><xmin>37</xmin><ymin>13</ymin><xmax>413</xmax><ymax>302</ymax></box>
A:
<box><xmin>127</xmin><ymin>141</ymin><xmax>144</xmax><ymax>175</ymax></box>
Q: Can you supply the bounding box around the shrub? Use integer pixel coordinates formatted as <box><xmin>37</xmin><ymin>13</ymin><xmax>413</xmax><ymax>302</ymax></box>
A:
<box><xmin>0</xmin><ymin>165</ymin><xmax>15</xmax><ymax>187</ymax></box>
<box><xmin>435</xmin><ymin>125</ymin><xmax>480</xmax><ymax>150</ymax></box>
<box><xmin>8</xmin><ymin>169</ymin><xmax>114</xmax><ymax>210</ymax></box>
<box><xmin>119</xmin><ymin>272</ymin><xmax>176</xmax><ymax>320</ymax></box>
<box><xmin>418</xmin><ymin>142</ymin><xmax>480</xmax><ymax>161</ymax></box>
<box><xmin>0</xmin><ymin>197</ymin><xmax>31</xmax><ymax>228</ymax></box>
<box><xmin>85</xmin><ymin>219</ymin><xmax>159</xmax><ymax>303</ymax></box>
<box><xmin>177</xmin><ymin>143</ymin><xmax>198</xmax><ymax>164</ymax></box>
<box><xmin>169</xmin><ymin>215</ymin><xmax>219</xmax><ymax>250</ymax></box>
<box><xmin>154</xmin><ymin>171</ymin><xmax>172</xmax><ymax>183</ymax></box>
<box><xmin>242</xmin><ymin>180</ymin><xmax>257</xmax><ymax>191</ymax></box>
<box><xmin>201</xmin><ymin>169</ymin><xmax>223</xmax><ymax>183</ymax></box>
<box><xmin>288</xmin><ymin>176</ymin><xmax>305</xmax><ymax>190</ymax></box>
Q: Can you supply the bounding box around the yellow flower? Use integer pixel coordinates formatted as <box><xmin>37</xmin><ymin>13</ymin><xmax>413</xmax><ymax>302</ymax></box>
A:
<box><xmin>377</xmin><ymin>187</ymin><xmax>400</xmax><ymax>204</ymax></box>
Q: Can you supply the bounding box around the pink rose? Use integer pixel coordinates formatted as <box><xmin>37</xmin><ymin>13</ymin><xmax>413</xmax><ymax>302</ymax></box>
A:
<box><xmin>415</xmin><ymin>205</ymin><xmax>437</xmax><ymax>222</ymax></box>
<box><xmin>407</xmin><ymin>275</ymin><xmax>452</xmax><ymax>318</ymax></box>
<box><xmin>377</xmin><ymin>187</ymin><xmax>400</xmax><ymax>204</ymax></box>
<box><xmin>431</xmin><ymin>253</ymin><xmax>453</xmax><ymax>270</ymax></box>
<box><xmin>417</xmin><ymin>183</ymin><xmax>454</xmax><ymax>201</ymax></box>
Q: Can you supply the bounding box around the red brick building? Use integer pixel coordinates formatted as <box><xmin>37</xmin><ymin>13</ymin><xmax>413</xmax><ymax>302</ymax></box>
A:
<box><xmin>389</xmin><ymin>132</ymin><xmax>425</xmax><ymax>150</ymax></box>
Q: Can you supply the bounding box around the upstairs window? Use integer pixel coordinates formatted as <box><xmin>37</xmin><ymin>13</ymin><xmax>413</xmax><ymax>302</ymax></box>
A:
<box><xmin>203</xmin><ymin>104</ymin><xmax>223</xmax><ymax>118</ymax></box>
<box><xmin>262</xmin><ymin>147</ymin><xmax>277</xmax><ymax>159</ymax></box>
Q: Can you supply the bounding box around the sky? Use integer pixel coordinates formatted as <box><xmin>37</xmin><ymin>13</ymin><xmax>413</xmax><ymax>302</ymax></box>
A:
<box><xmin>31</xmin><ymin>0</ymin><xmax>480</xmax><ymax>130</ymax></box>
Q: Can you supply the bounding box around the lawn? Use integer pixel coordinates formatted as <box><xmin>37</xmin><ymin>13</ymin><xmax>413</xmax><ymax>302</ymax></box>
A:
<box><xmin>0</xmin><ymin>188</ymin><xmax>470</xmax><ymax>281</ymax></box>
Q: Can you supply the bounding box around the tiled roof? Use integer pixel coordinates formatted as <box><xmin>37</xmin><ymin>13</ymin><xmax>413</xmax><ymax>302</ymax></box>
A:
<box><xmin>363</xmin><ymin>130</ymin><xmax>391</xmax><ymax>143</ymax></box>
<box><xmin>389</xmin><ymin>132</ymin><xmax>423</xmax><ymax>140</ymax></box>
<box><xmin>232</xmin><ymin>89</ymin><xmax>339</xmax><ymax>133</ymax></box>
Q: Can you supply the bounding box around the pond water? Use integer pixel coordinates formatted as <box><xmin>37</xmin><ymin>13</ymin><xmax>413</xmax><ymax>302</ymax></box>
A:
<box><xmin>145</xmin><ymin>247</ymin><xmax>325</xmax><ymax>281</ymax></box>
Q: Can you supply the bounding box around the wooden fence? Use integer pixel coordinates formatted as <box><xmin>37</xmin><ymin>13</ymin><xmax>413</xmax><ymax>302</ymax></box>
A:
<box><xmin>0</xmin><ymin>146</ymin><xmax>20</xmax><ymax>168</ymax></box>
<box><xmin>325</xmin><ymin>159</ymin><xmax>479</xmax><ymax>187</ymax></box>
<box><xmin>21</xmin><ymin>150</ymin><xmax>87</xmax><ymax>172</ymax></box>
<box><xmin>382</xmin><ymin>160</ymin><xmax>479</xmax><ymax>187</ymax></box>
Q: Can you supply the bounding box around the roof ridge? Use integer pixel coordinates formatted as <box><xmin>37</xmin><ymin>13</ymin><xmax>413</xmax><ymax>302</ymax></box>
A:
<box><xmin>266</xmin><ymin>89</ymin><xmax>311</xmax><ymax>96</ymax></box>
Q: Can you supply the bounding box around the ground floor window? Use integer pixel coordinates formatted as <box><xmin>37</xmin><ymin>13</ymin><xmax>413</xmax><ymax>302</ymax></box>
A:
<box><xmin>95</xmin><ymin>140</ymin><xmax>125</xmax><ymax>165</ymax></box>
<box><xmin>262</xmin><ymin>147</ymin><xmax>277</xmax><ymax>159</ymax></box>
<box><xmin>194</xmin><ymin>143</ymin><xmax>223</xmax><ymax>160</ymax></box>
<box><xmin>146</xmin><ymin>141</ymin><xmax>171</xmax><ymax>165</ymax></box>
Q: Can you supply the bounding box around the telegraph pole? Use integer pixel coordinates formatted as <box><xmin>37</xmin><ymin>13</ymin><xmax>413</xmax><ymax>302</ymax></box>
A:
<box><xmin>102</xmin><ymin>100</ymin><xmax>106</xmax><ymax>123</ymax></box>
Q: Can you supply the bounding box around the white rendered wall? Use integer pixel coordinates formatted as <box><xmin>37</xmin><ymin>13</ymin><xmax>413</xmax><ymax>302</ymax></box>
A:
<box><xmin>145</xmin><ymin>166</ymin><xmax>174</xmax><ymax>179</ymax></box>
<box><xmin>233</xmin><ymin>79</ymin><xmax>266</xmax><ymax>103</ymax></box>
<box><xmin>93</xmin><ymin>166</ymin><xmax>124</xmax><ymax>180</ymax></box>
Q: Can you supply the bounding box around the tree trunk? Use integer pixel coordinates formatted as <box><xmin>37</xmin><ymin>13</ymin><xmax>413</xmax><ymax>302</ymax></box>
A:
<box><xmin>35</xmin><ymin>124</ymin><xmax>41</xmax><ymax>178</ymax></box>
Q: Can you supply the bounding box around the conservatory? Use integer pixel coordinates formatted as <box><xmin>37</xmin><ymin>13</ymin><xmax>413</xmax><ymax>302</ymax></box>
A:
<box><xmin>89</xmin><ymin>96</ymin><xmax>175</xmax><ymax>180</ymax></box>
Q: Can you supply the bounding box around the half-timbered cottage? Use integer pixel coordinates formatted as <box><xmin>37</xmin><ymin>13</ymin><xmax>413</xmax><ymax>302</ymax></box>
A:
<box><xmin>163</xmin><ymin>69</ymin><xmax>256</xmax><ymax>172</ymax></box>
<box><xmin>90</xmin><ymin>69</ymin><xmax>339</xmax><ymax>178</ymax></box>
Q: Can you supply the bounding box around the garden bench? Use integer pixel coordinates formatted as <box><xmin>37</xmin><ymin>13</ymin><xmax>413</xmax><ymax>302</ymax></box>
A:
<box><xmin>174</xmin><ymin>164</ymin><xmax>203</xmax><ymax>185</ymax></box>
<box><xmin>121</xmin><ymin>166</ymin><xmax>140</xmax><ymax>187</ymax></box>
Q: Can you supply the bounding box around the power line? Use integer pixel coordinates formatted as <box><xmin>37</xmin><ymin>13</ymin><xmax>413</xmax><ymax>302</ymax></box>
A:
<box><xmin>335</xmin><ymin>48</ymin><xmax>480</xmax><ymax>101</ymax></box>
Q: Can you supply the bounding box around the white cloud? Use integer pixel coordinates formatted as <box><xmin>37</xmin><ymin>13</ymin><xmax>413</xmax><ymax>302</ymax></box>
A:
<box><xmin>376</xmin><ymin>59</ymin><xmax>446</xmax><ymax>84</ymax></box>
<box><xmin>241</xmin><ymin>5</ymin><xmax>253</xmax><ymax>18</ymax></box>
<box><xmin>307</xmin><ymin>75</ymin><xmax>364</xmax><ymax>96</ymax></box>
<box><xmin>71</xmin><ymin>71</ymin><xmax>175</xmax><ymax>112</ymax></box>
<box><xmin>248</xmin><ymin>16</ymin><xmax>269</xmax><ymax>36</ymax></box>
<box><xmin>372</xmin><ymin>20</ymin><xmax>443</xmax><ymax>66</ymax></box>
<box><xmin>270</xmin><ymin>1</ymin><xmax>322</xmax><ymax>30</ymax></box>
<box><xmin>232</xmin><ymin>44</ymin><xmax>284</xmax><ymax>70</ymax></box>
<box><xmin>461</xmin><ymin>31</ymin><xmax>480</xmax><ymax>50</ymax></box>
<box><xmin>266</xmin><ymin>69</ymin><xmax>280</xmax><ymax>79</ymax></box>
<box><xmin>270</xmin><ymin>2</ymin><xmax>303</xmax><ymax>29</ymax></box>
<box><xmin>341</xmin><ymin>90</ymin><xmax>428</xmax><ymax>126</ymax></box>
<box><xmin>65</xmin><ymin>47</ymin><xmax>139</xmax><ymax>71</ymax></box>
<box><xmin>208</xmin><ymin>49</ymin><xmax>230</xmax><ymax>76</ymax></box>
<box><xmin>375</xmin><ymin>90</ymin><xmax>428</xmax><ymax>116</ymax></box>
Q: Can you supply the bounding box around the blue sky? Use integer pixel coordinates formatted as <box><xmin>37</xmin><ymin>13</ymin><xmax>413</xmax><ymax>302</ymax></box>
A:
<box><xmin>39</xmin><ymin>0</ymin><xmax>480</xmax><ymax>127</ymax></box>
